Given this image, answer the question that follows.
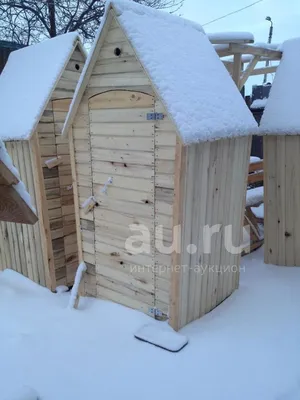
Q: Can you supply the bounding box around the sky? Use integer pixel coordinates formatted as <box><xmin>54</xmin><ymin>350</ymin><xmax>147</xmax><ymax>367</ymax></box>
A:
<box><xmin>178</xmin><ymin>0</ymin><xmax>300</xmax><ymax>94</ymax></box>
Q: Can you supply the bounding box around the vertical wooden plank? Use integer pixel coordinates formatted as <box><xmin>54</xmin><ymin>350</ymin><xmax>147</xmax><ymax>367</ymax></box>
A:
<box><xmin>264</xmin><ymin>136</ymin><xmax>278</xmax><ymax>264</ymax></box>
<box><xmin>169</xmin><ymin>139</ymin><xmax>185</xmax><ymax>331</ymax></box>
<box><xmin>293</xmin><ymin>136</ymin><xmax>300</xmax><ymax>265</ymax></box>
<box><xmin>199</xmin><ymin>142</ymin><xmax>211</xmax><ymax>316</ymax></box>
<box><xmin>276</xmin><ymin>136</ymin><xmax>286</xmax><ymax>266</ymax></box>
<box><xmin>232</xmin><ymin>54</ymin><xmax>242</xmax><ymax>88</ymax></box>
<box><xmin>10</xmin><ymin>142</ymin><xmax>27</xmax><ymax>276</ymax></box>
<box><xmin>178</xmin><ymin>145</ymin><xmax>195</xmax><ymax>328</ymax></box>
<box><xmin>233</xmin><ymin>135</ymin><xmax>252</xmax><ymax>289</ymax></box>
<box><xmin>30</xmin><ymin>133</ymin><xmax>56</xmax><ymax>289</ymax></box>
<box><xmin>17</xmin><ymin>141</ymin><xmax>34</xmax><ymax>281</ymax></box>
<box><xmin>284</xmin><ymin>136</ymin><xmax>295</xmax><ymax>266</ymax></box>
<box><xmin>22</xmin><ymin>141</ymin><xmax>39</xmax><ymax>284</ymax></box>
<box><xmin>11</xmin><ymin>142</ymin><xmax>29</xmax><ymax>278</ymax></box>
<box><xmin>220</xmin><ymin>138</ymin><xmax>236</xmax><ymax>300</ymax></box>
<box><xmin>0</xmin><ymin>222</ymin><xmax>10</xmax><ymax>269</ymax></box>
<box><xmin>69</xmin><ymin>126</ymin><xmax>83</xmax><ymax>262</ymax></box>
<box><xmin>10</xmin><ymin>142</ymin><xmax>23</xmax><ymax>274</ymax></box>
<box><xmin>211</xmin><ymin>138</ymin><xmax>228</xmax><ymax>307</ymax></box>
<box><xmin>26</xmin><ymin>139</ymin><xmax>46</xmax><ymax>286</ymax></box>
<box><xmin>204</xmin><ymin>140</ymin><xmax>219</xmax><ymax>313</ymax></box>
<box><xmin>228</xmin><ymin>136</ymin><xmax>245</xmax><ymax>294</ymax></box>
<box><xmin>189</xmin><ymin>143</ymin><xmax>204</xmax><ymax>321</ymax></box>
<box><xmin>3</xmin><ymin>143</ymin><xmax>18</xmax><ymax>273</ymax></box>
<box><xmin>186</xmin><ymin>144</ymin><xmax>202</xmax><ymax>323</ymax></box>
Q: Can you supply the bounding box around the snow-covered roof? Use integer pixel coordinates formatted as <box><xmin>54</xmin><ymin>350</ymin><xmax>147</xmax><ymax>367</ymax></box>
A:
<box><xmin>251</xmin><ymin>98</ymin><xmax>268</xmax><ymax>110</ymax></box>
<box><xmin>253</xmin><ymin>42</ymin><xmax>282</xmax><ymax>51</ymax></box>
<box><xmin>63</xmin><ymin>0</ymin><xmax>257</xmax><ymax>144</ymax></box>
<box><xmin>208</xmin><ymin>32</ymin><xmax>254</xmax><ymax>43</ymax></box>
<box><xmin>0</xmin><ymin>32</ymin><xmax>83</xmax><ymax>141</ymax></box>
<box><xmin>260</xmin><ymin>37</ymin><xmax>300</xmax><ymax>135</ymax></box>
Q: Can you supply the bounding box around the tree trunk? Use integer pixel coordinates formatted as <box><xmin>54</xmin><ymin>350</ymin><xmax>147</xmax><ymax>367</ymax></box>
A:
<box><xmin>47</xmin><ymin>0</ymin><xmax>57</xmax><ymax>37</ymax></box>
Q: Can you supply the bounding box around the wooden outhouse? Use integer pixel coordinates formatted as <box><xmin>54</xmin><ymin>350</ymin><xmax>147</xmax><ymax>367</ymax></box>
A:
<box><xmin>0</xmin><ymin>33</ymin><xmax>86</xmax><ymax>289</ymax></box>
<box><xmin>260</xmin><ymin>38</ymin><xmax>300</xmax><ymax>266</ymax></box>
<box><xmin>63</xmin><ymin>0</ymin><xmax>257</xmax><ymax>329</ymax></box>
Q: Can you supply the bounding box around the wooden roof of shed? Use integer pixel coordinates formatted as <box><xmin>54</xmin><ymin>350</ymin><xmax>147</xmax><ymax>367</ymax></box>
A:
<box><xmin>63</xmin><ymin>0</ymin><xmax>258</xmax><ymax>144</ymax></box>
<box><xmin>0</xmin><ymin>33</ymin><xmax>85</xmax><ymax>141</ymax></box>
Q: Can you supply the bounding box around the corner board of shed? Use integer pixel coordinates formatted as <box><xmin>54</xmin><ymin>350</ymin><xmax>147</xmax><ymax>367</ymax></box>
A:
<box><xmin>170</xmin><ymin>136</ymin><xmax>251</xmax><ymax>330</ymax></box>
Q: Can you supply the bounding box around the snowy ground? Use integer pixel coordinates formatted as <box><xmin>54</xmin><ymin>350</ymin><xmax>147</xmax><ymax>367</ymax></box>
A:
<box><xmin>1</xmin><ymin>247</ymin><xmax>300</xmax><ymax>400</ymax></box>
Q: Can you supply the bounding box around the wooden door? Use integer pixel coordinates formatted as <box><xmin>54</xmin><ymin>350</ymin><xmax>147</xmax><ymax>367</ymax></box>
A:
<box><xmin>88</xmin><ymin>90</ymin><xmax>156</xmax><ymax>315</ymax></box>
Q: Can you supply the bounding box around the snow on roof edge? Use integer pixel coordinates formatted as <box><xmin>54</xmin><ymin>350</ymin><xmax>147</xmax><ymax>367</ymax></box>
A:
<box><xmin>63</xmin><ymin>0</ymin><xmax>258</xmax><ymax>142</ymax></box>
<box><xmin>0</xmin><ymin>32</ymin><xmax>84</xmax><ymax>141</ymax></box>
<box><xmin>62</xmin><ymin>1</ymin><xmax>204</xmax><ymax>138</ymax></box>
<box><xmin>207</xmin><ymin>32</ymin><xmax>254</xmax><ymax>43</ymax></box>
<box><xmin>25</xmin><ymin>33</ymin><xmax>83</xmax><ymax>141</ymax></box>
<box><xmin>112</xmin><ymin>0</ymin><xmax>204</xmax><ymax>33</ymax></box>
<box><xmin>259</xmin><ymin>37</ymin><xmax>300</xmax><ymax>135</ymax></box>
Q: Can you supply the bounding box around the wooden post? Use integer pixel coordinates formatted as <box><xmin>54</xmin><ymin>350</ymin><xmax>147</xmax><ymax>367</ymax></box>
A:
<box><xmin>169</xmin><ymin>138</ymin><xmax>186</xmax><ymax>331</ymax></box>
<box><xmin>232</xmin><ymin>53</ymin><xmax>242</xmax><ymax>88</ymax></box>
<box><xmin>239</xmin><ymin>56</ymin><xmax>260</xmax><ymax>89</ymax></box>
<box><xmin>30</xmin><ymin>133</ymin><xmax>56</xmax><ymax>290</ymax></box>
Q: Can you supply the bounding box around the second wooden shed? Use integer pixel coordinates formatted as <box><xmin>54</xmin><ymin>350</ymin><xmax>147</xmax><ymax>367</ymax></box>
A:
<box><xmin>0</xmin><ymin>33</ymin><xmax>86</xmax><ymax>289</ymax></box>
<box><xmin>260</xmin><ymin>38</ymin><xmax>300</xmax><ymax>266</ymax></box>
<box><xmin>63</xmin><ymin>0</ymin><xmax>258</xmax><ymax>330</ymax></box>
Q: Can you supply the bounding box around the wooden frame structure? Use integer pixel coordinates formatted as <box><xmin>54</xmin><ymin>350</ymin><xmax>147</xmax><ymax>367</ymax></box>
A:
<box><xmin>0</xmin><ymin>35</ymin><xmax>86</xmax><ymax>289</ymax></box>
<box><xmin>60</xmin><ymin>2</ymin><xmax>265</xmax><ymax>330</ymax></box>
<box><xmin>214</xmin><ymin>40</ymin><xmax>281</xmax><ymax>90</ymax></box>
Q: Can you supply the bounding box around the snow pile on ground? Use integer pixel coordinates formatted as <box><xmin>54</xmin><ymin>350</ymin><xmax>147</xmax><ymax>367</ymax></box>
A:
<box><xmin>260</xmin><ymin>37</ymin><xmax>300</xmax><ymax>134</ymax></box>
<box><xmin>1</xmin><ymin>247</ymin><xmax>300</xmax><ymax>399</ymax></box>
<box><xmin>0</xmin><ymin>32</ymin><xmax>79</xmax><ymax>141</ymax></box>
<box><xmin>64</xmin><ymin>0</ymin><xmax>258</xmax><ymax>143</ymax></box>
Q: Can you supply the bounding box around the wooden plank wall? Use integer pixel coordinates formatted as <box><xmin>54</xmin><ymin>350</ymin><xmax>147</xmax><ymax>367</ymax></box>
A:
<box><xmin>154</xmin><ymin>99</ymin><xmax>177</xmax><ymax>317</ymax></box>
<box><xmin>86</xmin><ymin>18</ymin><xmax>156</xmax><ymax>311</ymax></box>
<box><xmin>90</xmin><ymin>91</ymin><xmax>156</xmax><ymax>314</ymax></box>
<box><xmin>264</xmin><ymin>135</ymin><xmax>300</xmax><ymax>266</ymax></box>
<box><xmin>70</xmin><ymin>17</ymin><xmax>178</xmax><ymax>317</ymax></box>
<box><xmin>176</xmin><ymin>136</ymin><xmax>251</xmax><ymax>329</ymax></box>
<box><xmin>0</xmin><ymin>141</ymin><xmax>46</xmax><ymax>285</ymax></box>
<box><xmin>37</xmin><ymin>44</ymin><xmax>83</xmax><ymax>286</ymax></box>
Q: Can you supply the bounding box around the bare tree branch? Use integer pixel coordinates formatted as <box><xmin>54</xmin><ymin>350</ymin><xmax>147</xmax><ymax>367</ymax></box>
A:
<box><xmin>0</xmin><ymin>0</ymin><xmax>184</xmax><ymax>45</ymax></box>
